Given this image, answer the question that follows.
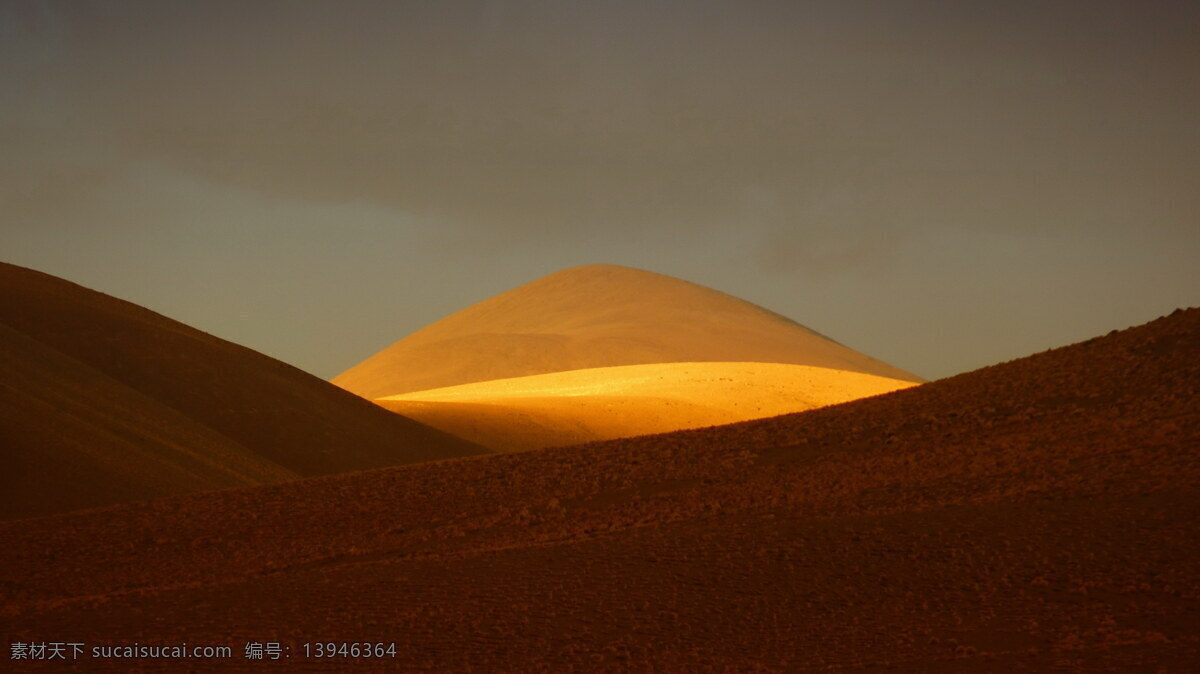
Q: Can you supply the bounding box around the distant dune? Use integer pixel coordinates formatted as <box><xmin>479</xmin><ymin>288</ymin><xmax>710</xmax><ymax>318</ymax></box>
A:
<box><xmin>335</xmin><ymin>264</ymin><xmax>921</xmax><ymax>399</ymax></box>
<box><xmin>4</xmin><ymin>308</ymin><xmax>1195</xmax><ymax>670</ymax></box>
<box><xmin>378</xmin><ymin>362</ymin><xmax>917</xmax><ymax>451</ymax></box>
<box><xmin>0</xmin><ymin>262</ymin><xmax>484</xmax><ymax>520</ymax></box>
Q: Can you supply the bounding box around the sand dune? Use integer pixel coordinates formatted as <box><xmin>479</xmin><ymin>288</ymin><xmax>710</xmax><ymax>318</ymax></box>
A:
<box><xmin>0</xmin><ymin>322</ymin><xmax>294</xmax><ymax>520</ymax></box>
<box><xmin>3</xmin><ymin>308</ymin><xmax>1196</xmax><ymax>670</ymax></box>
<box><xmin>0</xmin><ymin>262</ymin><xmax>484</xmax><ymax>519</ymax></box>
<box><xmin>378</xmin><ymin>361</ymin><xmax>917</xmax><ymax>451</ymax></box>
<box><xmin>335</xmin><ymin>263</ymin><xmax>921</xmax><ymax>398</ymax></box>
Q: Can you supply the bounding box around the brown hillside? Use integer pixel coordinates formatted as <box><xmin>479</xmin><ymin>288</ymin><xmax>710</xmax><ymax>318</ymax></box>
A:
<box><xmin>0</xmin><ymin>322</ymin><xmax>294</xmax><ymax>521</ymax></box>
<box><xmin>0</xmin><ymin>262</ymin><xmax>485</xmax><ymax>520</ymax></box>
<box><xmin>1</xmin><ymin>308</ymin><xmax>1196</xmax><ymax>670</ymax></box>
<box><xmin>334</xmin><ymin>263</ymin><xmax>921</xmax><ymax>398</ymax></box>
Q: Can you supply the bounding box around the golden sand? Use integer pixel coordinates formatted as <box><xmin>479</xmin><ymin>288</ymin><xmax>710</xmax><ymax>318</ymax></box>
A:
<box><xmin>377</xmin><ymin>361</ymin><xmax>917</xmax><ymax>452</ymax></box>
<box><xmin>336</xmin><ymin>264</ymin><xmax>922</xmax><ymax>399</ymax></box>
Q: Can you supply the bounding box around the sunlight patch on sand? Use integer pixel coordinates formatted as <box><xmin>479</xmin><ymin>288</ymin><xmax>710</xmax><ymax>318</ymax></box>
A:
<box><xmin>376</xmin><ymin>362</ymin><xmax>917</xmax><ymax>452</ymax></box>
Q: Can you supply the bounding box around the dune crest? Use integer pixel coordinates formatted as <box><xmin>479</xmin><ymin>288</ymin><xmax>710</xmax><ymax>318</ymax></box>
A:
<box><xmin>335</xmin><ymin>264</ymin><xmax>921</xmax><ymax>399</ymax></box>
<box><xmin>378</xmin><ymin>361</ymin><xmax>917</xmax><ymax>451</ymax></box>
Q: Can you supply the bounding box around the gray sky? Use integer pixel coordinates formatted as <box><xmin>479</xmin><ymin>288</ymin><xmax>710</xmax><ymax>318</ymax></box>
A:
<box><xmin>2</xmin><ymin>0</ymin><xmax>1197</xmax><ymax>380</ymax></box>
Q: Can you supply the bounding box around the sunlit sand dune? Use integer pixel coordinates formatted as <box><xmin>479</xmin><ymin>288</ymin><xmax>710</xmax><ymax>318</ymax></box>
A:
<box><xmin>377</xmin><ymin>362</ymin><xmax>917</xmax><ymax>451</ymax></box>
<box><xmin>335</xmin><ymin>264</ymin><xmax>922</xmax><ymax>399</ymax></box>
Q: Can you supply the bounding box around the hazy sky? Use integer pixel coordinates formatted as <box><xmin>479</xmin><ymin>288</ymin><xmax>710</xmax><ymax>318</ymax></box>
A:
<box><xmin>2</xmin><ymin>0</ymin><xmax>1197</xmax><ymax>380</ymax></box>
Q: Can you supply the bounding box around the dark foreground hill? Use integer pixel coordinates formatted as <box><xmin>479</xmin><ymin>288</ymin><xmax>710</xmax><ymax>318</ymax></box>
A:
<box><xmin>1</xmin><ymin>308</ymin><xmax>1197</xmax><ymax>670</ymax></box>
<box><xmin>0</xmin><ymin>262</ymin><xmax>484</xmax><ymax>520</ymax></box>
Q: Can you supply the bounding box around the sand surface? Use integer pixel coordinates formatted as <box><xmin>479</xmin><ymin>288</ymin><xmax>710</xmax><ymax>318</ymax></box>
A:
<box><xmin>3</xmin><ymin>308</ymin><xmax>1196</xmax><ymax>670</ymax></box>
<box><xmin>335</xmin><ymin>264</ymin><xmax>922</xmax><ymax>398</ymax></box>
<box><xmin>0</xmin><ymin>322</ymin><xmax>295</xmax><ymax>520</ymax></box>
<box><xmin>0</xmin><ymin>262</ymin><xmax>485</xmax><ymax>519</ymax></box>
<box><xmin>378</xmin><ymin>361</ymin><xmax>917</xmax><ymax>451</ymax></box>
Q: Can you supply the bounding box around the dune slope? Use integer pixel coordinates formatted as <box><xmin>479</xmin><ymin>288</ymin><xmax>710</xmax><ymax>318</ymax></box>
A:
<box><xmin>0</xmin><ymin>262</ymin><xmax>485</xmax><ymax>519</ymax></box>
<box><xmin>0</xmin><ymin>323</ymin><xmax>294</xmax><ymax>521</ymax></box>
<box><xmin>378</xmin><ymin>361</ymin><xmax>917</xmax><ymax>451</ymax></box>
<box><xmin>2</xmin><ymin>309</ymin><xmax>1196</xmax><ymax>670</ymax></box>
<box><xmin>334</xmin><ymin>263</ymin><xmax>921</xmax><ymax>398</ymax></box>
